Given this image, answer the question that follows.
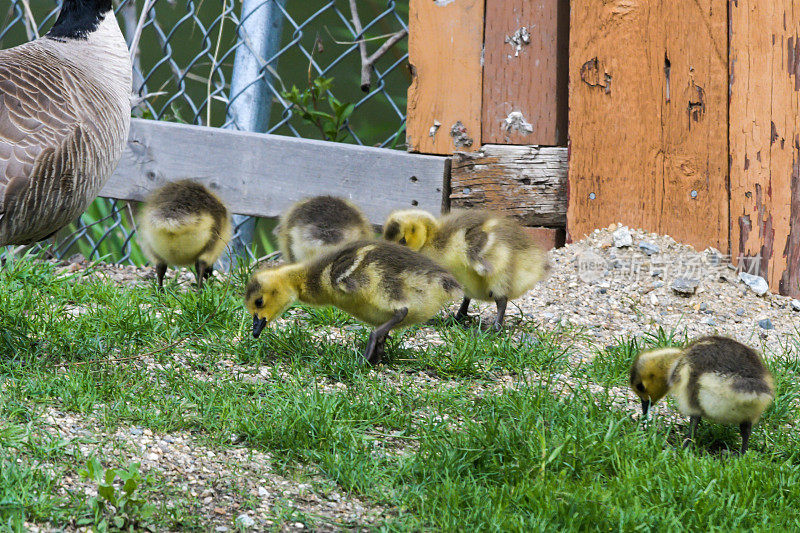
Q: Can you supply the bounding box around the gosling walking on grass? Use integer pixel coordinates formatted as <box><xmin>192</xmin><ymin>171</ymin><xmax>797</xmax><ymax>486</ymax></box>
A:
<box><xmin>383</xmin><ymin>209</ymin><xmax>549</xmax><ymax>330</ymax></box>
<box><xmin>244</xmin><ymin>240</ymin><xmax>462</xmax><ymax>365</ymax></box>
<box><xmin>138</xmin><ymin>180</ymin><xmax>232</xmax><ymax>291</ymax></box>
<box><xmin>630</xmin><ymin>336</ymin><xmax>774</xmax><ymax>454</ymax></box>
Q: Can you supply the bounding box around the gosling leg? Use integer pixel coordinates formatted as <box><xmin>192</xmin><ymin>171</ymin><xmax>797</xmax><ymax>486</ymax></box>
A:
<box><xmin>155</xmin><ymin>263</ymin><xmax>167</xmax><ymax>291</ymax></box>
<box><xmin>739</xmin><ymin>421</ymin><xmax>752</xmax><ymax>454</ymax></box>
<box><xmin>493</xmin><ymin>297</ymin><xmax>508</xmax><ymax>332</ymax></box>
<box><xmin>454</xmin><ymin>297</ymin><xmax>471</xmax><ymax>324</ymax></box>
<box><xmin>195</xmin><ymin>260</ymin><xmax>209</xmax><ymax>291</ymax></box>
<box><xmin>684</xmin><ymin>416</ymin><xmax>701</xmax><ymax>449</ymax></box>
<box><xmin>363</xmin><ymin>307</ymin><xmax>408</xmax><ymax>366</ymax></box>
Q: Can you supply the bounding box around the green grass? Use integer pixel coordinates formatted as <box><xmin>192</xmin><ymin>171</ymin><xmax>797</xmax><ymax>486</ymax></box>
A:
<box><xmin>1</xmin><ymin>255</ymin><xmax>799</xmax><ymax>530</ymax></box>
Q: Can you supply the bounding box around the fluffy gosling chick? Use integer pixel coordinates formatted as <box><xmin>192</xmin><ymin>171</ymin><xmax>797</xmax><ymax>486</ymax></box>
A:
<box><xmin>244</xmin><ymin>240</ymin><xmax>462</xmax><ymax>365</ymax></box>
<box><xmin>275</xmin><ymin>196</ymin><xmax>374</xmax><ymax>263</ymax></box>
<box><xmin>138</xmin><ymin>180</ymin><xmax>232</xmax><ymax>291</ymax></box>
<box><xmin>630</xmin><ymin>336</ymin><xmax>774</xmax><ymax>454</ymax></box>
<box><xmin>383</xmin><ymin>209</ymin><xmax>549</xmax><ymax>330</ymax></box>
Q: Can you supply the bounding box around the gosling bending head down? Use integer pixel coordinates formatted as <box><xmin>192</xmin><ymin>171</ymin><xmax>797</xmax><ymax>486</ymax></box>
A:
<box><xmin>630</xmin><ymin>336</ymin><xmax>774</xmax><ymax>454</ymax></box>
<box><xmin>244</xmin><ymin>240</ymin><xmax>462</xmax><ymax>365</ymax></box>
<box><xmin>384</xmin><ymin>208</ymin><xmax>549</xmax><ymax>331</ymax></box>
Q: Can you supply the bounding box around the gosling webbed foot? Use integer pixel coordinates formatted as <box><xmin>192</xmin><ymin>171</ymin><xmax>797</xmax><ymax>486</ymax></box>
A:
<box><xmin>454</xmin><ymin>297</ymin><xmax>471</xmax><ymax>322</ymax></box>
<box><xmin>194</xmin><ymin>260</ymin><xmax>210</xmax><ymax>291</ymax></box>
<box><xmin>683</xmin><ymin>416</ymin><xmax>702</xmax><ymax>449</ymax></box>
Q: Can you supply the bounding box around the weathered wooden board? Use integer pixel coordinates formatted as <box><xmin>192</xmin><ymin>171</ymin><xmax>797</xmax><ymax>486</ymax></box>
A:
<box><xmin>568</xmin><ymin>0</ymin><xmax>728</xmax><ymax>252</ymax></box>
<box><xmin>730</xmin><ymin>0</ymin><xmax>800</xmax><ymax>296</ymax></box>
<box><xmin>101</xmin><ymin>119</ymin><xmax>448</xmax><ymax>223</ymax></box>
<box><xmin>406</xmin><ymin>0</ymin><xmax>484</xmax><ymax>154</ymax></box>
<box><xmin>450</xmin><ymin>145</ymin><xmax>567</xmax><ymax>226</ymax></box>
<box><xmin>482</xmin><ymin>0</ymin><xmax>569</xmax><ymax>146</ymax></box>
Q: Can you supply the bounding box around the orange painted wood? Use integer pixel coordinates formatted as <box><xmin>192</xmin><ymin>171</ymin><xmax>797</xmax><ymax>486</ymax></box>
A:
<box><xmin>406</xmin><ymin>0</ymin><xmax>484</xmax><ymax>154</ymax></box>
<box><xmin>730</xmin><ymin>0</ymin><xmax>800</xmax><ymax>296</ymax></box>
<box><xmin>568</xmin><ymin>0</ymin><xmax>729</xmax><ymax>253</ymax></box>
<box><xmin>482</xmin><ymin>0</ymin><xmax>569</xmax><ymax>146</ymax></box>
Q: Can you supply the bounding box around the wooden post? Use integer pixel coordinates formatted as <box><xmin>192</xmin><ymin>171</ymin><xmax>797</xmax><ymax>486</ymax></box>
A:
<box><xmin>406</xmin><ymin>0</ymin><xmax>484</xmax><ymax>155</ymax></box>
<box><xmin>481</xmin><ymin>0</ymin><xmax>569</xmax><ymax>146</ymax></box>
<box><xmin>568</xmin><ymin>0</ymin><xmax>729</xmax><ymax>252</ymax></box>
<box><xmin>730</xmin><ymin>0</ymin><xmax>800</xmax><ymax>296</ymax></box>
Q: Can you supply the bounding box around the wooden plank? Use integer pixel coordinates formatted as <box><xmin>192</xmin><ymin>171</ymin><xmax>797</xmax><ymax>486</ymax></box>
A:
<box><xmin>450</xmin><ymin>145</ymin><xmax>567</xmax><ymax>226</ymax></box>
<box><xmin>730</xmin><ymin>0</ymin><xmax>800</xmax><ymax>296</ymax></box>
<box><xmin>567</xmin><ymin>0</ymin><xmax>728</xmax><ymax>252</ymax></box>
<box><xmin>406</xmin><ymin>0</ymin><xmax>484</xmax><ymax>155</ymax></box>
<box><xmin>482</xmin><ymin>0</ymin><xmax>569</xmax><ymax>146</ymax></box>
<box><xmin>101</xmin><ymin>119</ymin><xmax>448</xmax><ymax>223</ymax></box>
<box><xmin>523</xmin><ymin>227</ymin><xmax>566</xmax><ymax>250</ymax></box>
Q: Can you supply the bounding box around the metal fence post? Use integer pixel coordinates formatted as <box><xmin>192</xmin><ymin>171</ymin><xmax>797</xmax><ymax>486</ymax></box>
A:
<box><xmin>221</xmin><ymin>0</ymin><xmax>286</xmax><ymax>270</ymax></box>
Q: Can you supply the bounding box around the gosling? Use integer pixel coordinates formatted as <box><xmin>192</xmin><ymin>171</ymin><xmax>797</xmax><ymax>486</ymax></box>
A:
<box><xmin>630</xmin><ymin>336</ymin><xmax>774</xmax><ymax>454</ymax></box>
<box><xmin>244</xmin><ymin>240</ymin><xmax>462</xmax><ymax>365</ymax></box>
<box><xmin>138</xmin><ymin>180</ymin><xmax>232</xmax><ymax>291</ymax></box>
<box><xmin>275</xmin><ymin>195</ymin><xmax>374</xmax><ymax>263</ymax></box>
<box><xmin>383</xmin><ymin>209</ymin><xmax>549</xmax><ymax>330</ymax></box>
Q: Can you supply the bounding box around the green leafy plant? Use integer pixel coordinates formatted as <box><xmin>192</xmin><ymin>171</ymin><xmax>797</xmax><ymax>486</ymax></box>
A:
<box><xmin>77</xmin><ymin>458</ymin><xmax>156</xmax><ymax>532</ymax></box>
<box><xmin>281</xmin><ymin>77</ymin><xmax>355</xmax><ymax>142</ymax></box>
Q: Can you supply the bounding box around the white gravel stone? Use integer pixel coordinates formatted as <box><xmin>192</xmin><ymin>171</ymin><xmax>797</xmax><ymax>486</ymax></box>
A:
<box><xmin>612</xmin><ymin>226</ymin><xmax>633</xmax><ymax>247</ymax></box>
<box><xmin>236</xmin><ymin>514</ymin><xmax>256</xmax><ymax>528</ymax></box>
<box><xmin>739</xmin><ymin>272</ymin><xmax>770</xmax><ymax>296</ymax></box>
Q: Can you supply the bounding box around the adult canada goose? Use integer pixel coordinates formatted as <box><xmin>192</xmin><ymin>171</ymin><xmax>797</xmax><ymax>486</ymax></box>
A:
<box><xmin>0</xmin><ymin>0</ymin><xmax>132</xmax><ymax>246</ymax></box>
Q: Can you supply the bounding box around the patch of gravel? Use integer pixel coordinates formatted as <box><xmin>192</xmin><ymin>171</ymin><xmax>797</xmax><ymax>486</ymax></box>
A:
<box><xmin>491</xmin><ymin>223</ymin><xmax>800</xmax><ymax>359</ymax></box>
<box><xmin>28</xmin><ymin>407</ymin><xmax>387</xmax><ymax>532</ymax></box>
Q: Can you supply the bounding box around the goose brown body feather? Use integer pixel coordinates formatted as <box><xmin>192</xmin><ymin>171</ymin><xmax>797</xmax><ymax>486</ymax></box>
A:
<box><xmin>0</xmin><ymin>11</ymin><xmax>132</xmax><ymax>245</ymax></box>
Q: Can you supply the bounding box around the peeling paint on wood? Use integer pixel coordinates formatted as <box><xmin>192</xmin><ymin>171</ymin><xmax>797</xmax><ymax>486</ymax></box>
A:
<box><xmin>569</xmin><ymin>0</ymin><xmax>728</xmax><ymax>250</ymax></box>
<box><xmin>731</xmin><ymin>0</ymin><xmax>800</xmax><ymax>296</ymax></box>
<box><xmin>481</xmin><ymin>0</ymin><xmax>568</xmax><ymax>145</ymax></box>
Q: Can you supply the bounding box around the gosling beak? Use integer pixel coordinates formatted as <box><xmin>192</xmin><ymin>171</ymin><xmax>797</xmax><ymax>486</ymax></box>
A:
<box><xmin>641</xmin><ymin>399</ymin><xmax>650</xmax><ymax>417</ymax></box>
<box><xmin>252</xmin><ymin>314</ymin><xmax>268</xmax><ymax>338</ymax></box>
<box><xmin>398</xmin><ymin>236</ymin><xmax>406</xmax><ymax>245</ymax></box>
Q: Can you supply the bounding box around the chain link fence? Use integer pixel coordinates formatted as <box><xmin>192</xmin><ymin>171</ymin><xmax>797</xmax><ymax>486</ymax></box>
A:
<box><xmin>0</xmin><ymin>0</ymin><xmax>410</xmax><ymax>264</ymax></box>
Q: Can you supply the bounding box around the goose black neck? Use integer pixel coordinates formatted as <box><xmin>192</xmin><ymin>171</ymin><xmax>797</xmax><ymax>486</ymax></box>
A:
<box><xmin>47</xmin><ymin>0</ymin><xmax>113</xmax><ymax>40</ymax></box>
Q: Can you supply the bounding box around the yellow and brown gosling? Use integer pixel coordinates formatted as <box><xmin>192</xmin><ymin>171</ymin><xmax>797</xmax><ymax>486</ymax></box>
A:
<box><xmin>244</xmin><ymin>240</ymin><xmax>462</xmax><ymax>365</ymax></box>
<box><xmin>275</xmin><ymin>195</ymin><xmax>374</xmax><ymax>263</ymax></box>
<box><xmin>138</xmin><ymin>180</ymin><xmax>231</xmax><ymax>291</ymax></box>
<box><xmin>383</xmin><ymin>208</ymin><xmax>549</xmax><ymax>330</ymax></box>
<box><xmin>630</xmin><ymin>336</ymin><xmax>774</xmax><ymax>454</ymax></box>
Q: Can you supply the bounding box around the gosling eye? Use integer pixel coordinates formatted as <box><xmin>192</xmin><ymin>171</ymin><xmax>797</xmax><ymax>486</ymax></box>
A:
<box><xmin>410</xmin><ymin>226</ymin><xmax>416</xmax><ymax>234</ymax></box>
<box><xmin>271</xmin><ymin>289</ymin><xmax>278</xmax><ymax>297</ymax></box>
<box><xmin>255</xmin><ymin>297</ymin><xmax>264</xmax><ymax>308</ymax></box>
<box><xmin>636</xmin><ymin>383</ymin><xmax>646</xmax><ymax>393</ymax></box>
